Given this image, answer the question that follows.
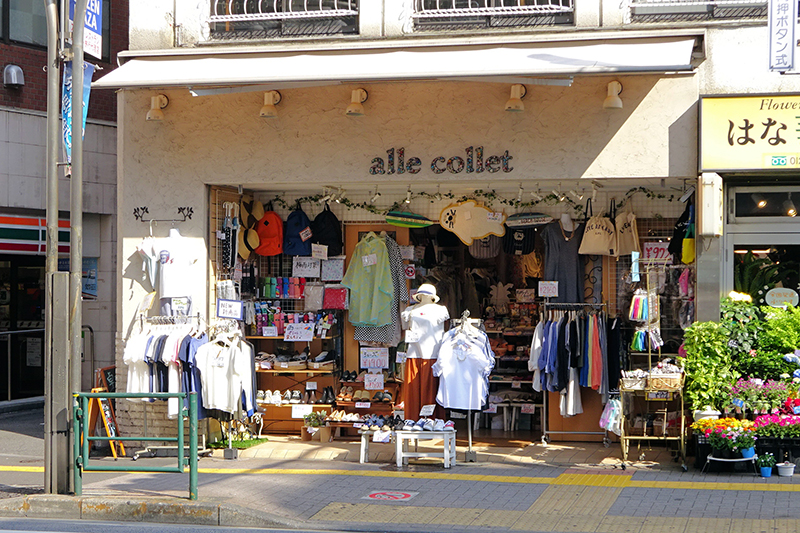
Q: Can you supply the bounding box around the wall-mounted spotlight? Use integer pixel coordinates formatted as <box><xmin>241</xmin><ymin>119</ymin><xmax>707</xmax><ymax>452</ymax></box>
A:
<box><xmin>785</xmin><ymin>193</ymin><xmax>797</xmax><ymax>217</ymax></box>
<box><xmin>405</xmin><ymin>186</ymin><xmax>412</xmax><ymax>204</ymax></box>
<box><xmin>334</xmin><ymin>187</ymin><xmax>346</xmax><ymax>203</ymax></box>
<box><xmin>530</xmin><ymin>190</ymin><xmax>543</xmax><ymax>201</ymax></box>
<box><xmin>504</xmin><ymin>84</ymin><xmax>527</xmax><ymax>113</ymax></box>
<box><xmin>370</xmin><ymin>188</ymin><xmax>381</xmax><ymax>204</ymax></box>
<box><xmin>516</xmin><ymin>184</ymin><xmax>524</xmax><ymax>202</ymax></box>
<box><xmin>569</xmin><ymin>189</ymin><xmax>584</xmax><ymax>201</ymax></box>
<box><xmin>752</xmin><ymin>193</ymin><xmax>767</xmax><ymax>209</ymax></box>
<box><xmin>146</xmin><ymin>94</ymin><xmax>169</xmax><ymax>122</ymax></box>
<box><xmin>346</xmin><ymin>88</ymin><xmax>368</xmax><ymax>117</ymax></box>
<box><xmin>603</xmin><ymin>81</ymin><xmax>623</xmax><ymax>110</ymax></box>
<box><xmin>319</xmin><ymin>187</ymin><xmax>332</xmax><ymax>204</ymax></box>
<box><xmin>552</xmin><ymin>189</ymin><xmax>566</xmax><ymax>202</ymax></box>
<box><xmin>3</xmin><ymin>64</ymin><xmax>24</xmax><ymax>89</ymax></box>
<box><xmin>259</xmin><ymin>90</ymin><xmax>282</xmax><ymax>118</ymax></box>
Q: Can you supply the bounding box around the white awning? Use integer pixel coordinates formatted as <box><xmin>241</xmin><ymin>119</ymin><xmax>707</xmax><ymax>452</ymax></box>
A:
<box><xmin>93</xmin><ymin>36</ymin><xmax>697</xmax><ymax>90</ymax></box>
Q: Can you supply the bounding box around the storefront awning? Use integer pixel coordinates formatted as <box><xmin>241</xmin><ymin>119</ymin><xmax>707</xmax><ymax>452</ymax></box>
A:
<box><xmin>93</xmin><ymin>36</ymin><xmax>698</xmax><ymax>90</ymax></box>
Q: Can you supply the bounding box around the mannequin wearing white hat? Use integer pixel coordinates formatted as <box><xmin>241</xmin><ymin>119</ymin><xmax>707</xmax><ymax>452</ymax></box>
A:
<box><xmin>401</xmin><ymin>283</ymin><xmax>450</xmax><ymax>420</ymax></box>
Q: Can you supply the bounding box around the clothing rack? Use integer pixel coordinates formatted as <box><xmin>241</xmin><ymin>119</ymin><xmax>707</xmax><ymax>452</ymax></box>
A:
<box><xmin>539</xmin><ymin>301</ymin><xmax>611</xmax><ymax>447</ymax></box>
<box><xmin>449</xmin><ymin>309</ymin><xmax>484</xmax><ymax>462</ymax></box>
<box><xmin>139</xmin><ymin>313</ymin><xmax>203</xmax><ymax>330</ymax></box>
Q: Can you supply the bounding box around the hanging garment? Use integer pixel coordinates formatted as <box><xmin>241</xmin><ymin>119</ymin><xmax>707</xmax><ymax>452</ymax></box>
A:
<box><xmin>404</xmin><ymin>358</ymin><xmax>441</xmax><ymax>421</ymax></box>
<box><xmin>123</xmin><ymin>333</ymin><xmax>152</xmax><ymax>396</ymax></box>
<box><xmin>179</xmin><ymin>333</ymin><xmax>209</xmax><ymax>420</ymax></box>
<box><xmin>401</xmin><ymin>303</ymin><xmax>449</xmax><ymax>359</ymax></box>
<box><xmin>432</xmin><ymin>327</ymin><xmax>495</xmax><ymax>410</ymax></box>
<box><xmin>195</xmin><ymin>335</ymin><xmax>250</xmax><ymax>413</ymax></box>
<box><xmin>590</xmin><ymin>315</ymin><xmax>603</xmax><ymax>390</ymax></box>
<box><xmin>136</xmin><ymin>237</ymin><xmax>159</xmax><ymax>292</ymax></box>
<box><xmin>354</xmin><ymin>235</ymin><xmax>409</xmax><ymax>345</ymax></box>
<box><xmin>607</xmin><ymin>318</ymin><xmax>621</xmax><ymax>392</ymax></box>
<box><xmin>541</xmin><ymin>221</ymin><xmax>586</xmax><ymax>303</ymax></box>
<box><xmin>560</xmin><ymin>368</ymin><xmax>584</xmax><ymax>417</ymax></box>
<box><xmin>341</xmin><ymin>232</ymin><xmax>393</xmax><ymax>327</ymax></box>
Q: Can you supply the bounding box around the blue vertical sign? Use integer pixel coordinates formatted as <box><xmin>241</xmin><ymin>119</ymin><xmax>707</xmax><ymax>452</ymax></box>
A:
<box><xmin>61</xmin><ymin>61</ymin><xmax>95</xmax><ymax>164</ymax></box>
<box><xmin>69</xmin><ymin>0</ymin><xmax>103</xmax><ymax>60</ymax></box>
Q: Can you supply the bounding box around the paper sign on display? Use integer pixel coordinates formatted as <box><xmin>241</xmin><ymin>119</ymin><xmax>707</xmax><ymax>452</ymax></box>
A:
<box><xmin>732</xmin><ymin>398</ymin><xmax>745</xmax><ymax>408</ymax></box>
<box><xmin>642</xmin><ymin>242</ymin><xmax>672</xmax><ymax>265</ymax></box>
<box><xmin>794</xmin><ymin>405</ymin><xmax>800</xmax><ymax>415</ymax></box>
<box><xmin>321</xmin><ymin>258</ymin><xmax>345</xmax><ymax>281</ymax></box>
<box><xmin>355</xmin><ymin>402</ymin><xmax>371</xmax><ymax>409</ymax></box>
<box><xmin>511</xmin><ymin>381</ymin><xmax>522</xmax><ymax>389</ymax></box>
<box><xmin>396</xmin><ymin>351</ymin><xmax>407</xmax><ymax>364</ymax></box>
<box><xmin>362</xmin><ymin>253</ymin><xmax>378</xmax><ymax>267</ymax></box>
<box><xmin>516</xmin><ymin>289</ymin><xmax>536</xmax><ymax>303</ymax></box>
<box><xmin>419</xmin><ymin>404</ymin><xmax>436</xmax><ymax>417</ymax></box>
<box><xmin>364</xmin><ymin>373</ymin><xmax>384</xmax><ymax>390</ymax></box>
<box><xmin>262</xmin><ymin>326</ymin><xmax>278</xmax><ymax>337</ymax></box>
<box><xmin>538</xmin><ymin>281</ymin><xmax>558</xmax><ymax>298</ymax></box>
<box><xmin>400</xmin><ymin>245</ymin><xmax>415</xmax><ymax>260</ymax></box>
<box><xmin>483</xmin><ymin>404</ymin><xmax>498</xmax><ymax>414</ymax></box>
<box><xmin>299</xmin><ymin>227</ymin><xmax>313</xmax><ymax>242</ymax></box>
<box><xmin>293</xmin><ymin>257</ymin><xmax>321</xmax><ymax>278</ymax></box>
<box><xmin>360</xmin><ymin>347</ymin><xmax>389</xmax><ymax>369</ymax></box>
<box><xmin>217</xmin><ymin>299</ymin><xmax>244</xmax><ymax>320</ymax></box>
<box><xmin>311</xmin><ymin>243</ymin><xmax>328</xmax><ymax>260</ymax></box>
<box><xmin>487</xmin><ymin>212</ymin><xmax>503</xmax><ymax>222</ymax></box>
<box><xmin>404</xmin><ymin>264</ymin><xmax>416</xmax><ymax>280</ymax></box>
<box><xmin>284</xmin><ymin>323</ymin><xmax>314</xmax><ymax>342</ymax></box>
<box><xmin>450</xmin><ymin>411</ymin><xmax>467</xmax><ymax>419</ymax></box>
<box><xmin>520</xmin><ymin>404</ymin><xmax>536</xmax><ymax>414</ymax></box>
<box><xmin>291</xmin><ymin>404</ymin><xmax>313</xmax><ymax>419</ymax></box>
<box><xmin>305</xmin><ymin>382</ymin><xmax>317</xmax><ymax>391</ymax></box>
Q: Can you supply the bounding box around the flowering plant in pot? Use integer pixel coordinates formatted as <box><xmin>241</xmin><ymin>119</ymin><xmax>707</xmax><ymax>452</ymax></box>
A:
<box><xmin>756</xmin><ymin>453</ymin><xmax>777</xmax><ymax>467</ymax></box>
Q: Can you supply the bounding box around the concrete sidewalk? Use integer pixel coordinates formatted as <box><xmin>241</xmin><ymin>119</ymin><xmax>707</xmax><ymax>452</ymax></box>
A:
<box><xmin>2</xmin><ymin>432</ymin><xmax>799</xmax><ymax>532</ymax></box>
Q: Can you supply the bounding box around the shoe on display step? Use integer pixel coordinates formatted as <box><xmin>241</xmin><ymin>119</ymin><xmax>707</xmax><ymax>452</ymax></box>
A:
<box><xmin>423</xmin><ymin>419</ymin><xmax>435</xmax><ymax>431</ymax></box>
<box><xmin>433</xmin><ymin>419</ymin><xmax>445</xmax><ymax>431</ymax></box>
<box><xmin>412</xmin><ymin>419</ymin><xmax>425</xmax><ymax>431</ymax></box>
<box><xmin>282</xmin><ymin>390</ymin><xmax>292</xmax><ymax>404</ymax></box>
<box><xmin>372</xmin><ymin>391</ymin><xmax>385</xmax><ymax>402</ymax></box>
<box><xmin>290</xmin><ymin>390</ymin><xmax>302</xmax><ymax>404</ymax></box>
<box><xmin>382</xmin><ymin>391</ymin><xmax>393</xmax><ymax>403</ymax></box>
<box><xmin>403</xmin><ymin>420</ymin><xmax>415</xmax><ymax>430</ymax></box>
<box><xmin>443</xmin><ymin>420</ymin><xmax>455</xmax><ymax>431</ymax></box>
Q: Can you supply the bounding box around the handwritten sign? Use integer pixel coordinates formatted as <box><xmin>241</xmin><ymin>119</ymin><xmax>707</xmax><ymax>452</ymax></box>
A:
<box><xmin>291</xmin><ymin>404</ymin><xmax>313</xmax><ymax>419</ymax></box>
<box><xmin>311</xmin><ymin>243</ymin><xmax>328</xmax><ymax>260</ymax></box>
<box><xmin>360</xmin><ymin>347</ymin><xmax>389</xmax><ymax>369</ymax></box>
<box><xmin>293</xmin><ymin>257</ymin><xmax>320</xmax><ymax>278</ymax></box>
<box><xmin>642</xmin><ymin>241</ymin><xmax>672</xmax><ymax>264</ymax></box>
<box><xmin>217</xmin><ymin>299</ymin><xmax>244</xmax><ymax>320</ymax></box>
<box><xmin>355</xmin><ymin>402</ymin><xmax>371</xmax><ymax>409</ymax></box>
<box><xmin>538</xmin><ymin>281</ymin><xmax>558</xmax><ymax>298</ymax></box>
<box><xmin>646</xmin><ymin>391</ymin><xmax>673</xmax><ymax>401</ymax></box>
<box><xmin>516</xmin><ymin>289</ymin><xmax>536</xmax><ymax>303</ymax></box>
<box><xmin>365</xmin><ymin>373</ymin><xmax>384</xmax><ymax>390</ymax></box>
<box><xmin>305</xmin><ymin>381</ymin><xmax>318</xmax><ymax>391</ymax></box>
<box><xmin>96</xmin><ymin>365</ymin><xmax>116</xmax><ymax>392</ymax></box>
<box><xmin>262</xmin><ymin>326</ymin><xmax>278</xmax><ymax>337</ymax></box>
<box><xmin>419</xmin><ymin>404</ymin><xmax>436</xmax><ymax>417</ymax></box>
<box><xmin>483</xmin><ymin>404</ymin><xmax>497</xmax><ymax>414</ymax></box>
<box><xmin>766</xmin><ymin>287</ymin><xmax>799</xmax><ymax>308</ymax></box>
<box><xmin>520</xmin><ymin>403</ymin><xmax>536</xmax><ymax>414</ymax></box>
<box><xmin>284</xmin><ymin>323</ymin><xmax>314</xmax><ymax>342</ymax></box>
<box><xmin>400</xmin><ymin>245</ymin><xmax>415</xmax><ymax>260</ymax></box>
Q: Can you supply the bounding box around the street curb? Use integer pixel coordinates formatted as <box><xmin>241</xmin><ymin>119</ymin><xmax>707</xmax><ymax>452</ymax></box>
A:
<box><xmin>0</xmin><ymin>494</ymin><xmax>298</xmax><ymax>529</ymax></box>
<box><xmin>0</xmin><ymin>397</ymin><xmax>44</xmax><ymax>414</ymax></box>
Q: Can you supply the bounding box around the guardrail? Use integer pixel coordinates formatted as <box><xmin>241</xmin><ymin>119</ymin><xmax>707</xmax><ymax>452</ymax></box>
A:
<box><xmin>72</xmin><ymin>391</ymin><xmax>198</xmax><ymax>500</ymax></box>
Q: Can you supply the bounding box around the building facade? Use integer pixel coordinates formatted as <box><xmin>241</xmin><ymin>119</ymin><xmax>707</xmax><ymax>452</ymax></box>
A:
<box><xmin>100</xmin><ymin>1</ymin><xmax>800</xmax><ymax>440</ymax></box>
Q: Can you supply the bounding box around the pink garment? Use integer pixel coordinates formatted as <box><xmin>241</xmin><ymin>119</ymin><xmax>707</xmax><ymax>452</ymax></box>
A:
<box><xmin>590</xmin><ymin>315</ymin><xmax>603</xmax><ymax>390</ymax></box>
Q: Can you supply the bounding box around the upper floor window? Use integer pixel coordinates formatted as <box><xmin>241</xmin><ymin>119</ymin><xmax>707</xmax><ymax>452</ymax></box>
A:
<box><xmin>413</xmin><ymin>0</ymin><xmax>574</xmax><ymax>30</ymax></box>
<box><xmin>0</xmin><ymin>0</ymin><xmax>112</xmax><ymax>62</ymax></box>
<box><xmin>209</xmin><ymin>0</ymin><xmax>359</xmax><ymax>40</ymax></box>
<box><xmin>629</xmin><ymin>0</ymin><xmax>767</xmax><ymax>22</ymax></box>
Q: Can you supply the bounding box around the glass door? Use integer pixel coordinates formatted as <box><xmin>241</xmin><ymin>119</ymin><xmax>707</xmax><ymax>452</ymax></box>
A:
<box><xmin>725</xmin><ymin>234</ymin><xmax>800</xmax><ymax>304</ymax></box>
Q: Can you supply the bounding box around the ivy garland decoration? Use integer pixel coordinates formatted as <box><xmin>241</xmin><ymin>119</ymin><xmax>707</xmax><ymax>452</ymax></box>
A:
<box><xmin>268</xmin><ymin>186</ymin><xmax>676</xmax><ymax>216</ymax></box>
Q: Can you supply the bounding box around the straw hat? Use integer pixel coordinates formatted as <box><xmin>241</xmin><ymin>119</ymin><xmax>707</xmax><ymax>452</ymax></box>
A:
<box><xmin>413</xmin><ymin>283</ymin><xmax>440</xmax><ymax>303</ymax></box>
<box><xmin>240</xmin><ymin>198</ymin><xmax>265</xmax><ymax>229</ymax></box>
<box><xmin>238</xmin><ymin>227</ymin><xmax>260</xmax><ymax>260</ymax></box>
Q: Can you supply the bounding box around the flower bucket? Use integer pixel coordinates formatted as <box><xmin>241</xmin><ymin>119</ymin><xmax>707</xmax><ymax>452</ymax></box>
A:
<box><xmin>741</xmin><ymin>447</ymin><xmax>756</xmax><ymax>459</ymax></box>
<box><xmin>711</xmin><ymin>448</ymin><xmax>733</xmax><ymax>459</ymax></box>
<box><xmin>761</xmin><ymin>466</ymin><xmax>773</xmax><ymax>478</ymax></box>
<box><xmin>777</xmin><ymin>462</ymin><xmax>795</xmax><ymax>477</ymax></box>
<box><xmin>300</xmin><ymin>426</ymin><xmax>313</xmax><ymax>441</ymax></box>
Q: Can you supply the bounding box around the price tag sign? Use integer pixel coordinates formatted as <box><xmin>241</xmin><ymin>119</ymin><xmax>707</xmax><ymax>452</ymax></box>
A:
<box><xmin>311</xmin><ymin>243</ymin><xmax>328</xmax><ymax>260</ymax></box>
<box><xmin>400</xmin><ymin>245</ymin><xmax>415</xmax><ymax>260</ymax></box>
<box><xmin>262</xmin><ymin>326</ymin><xmax>278</xmax><ymax>337</ymax></box>
<box><xmin>642</xmin><ymin>241</ymin><xmax>673</xmax><ymax>264</ymax></box>
<box><xmin>487</xmin><ymin>212</ymin><xmax>503</xmax><ymax>222</ymax></box>
<box><xmin>280</xmin><ymin>362</ymin><xmax>289</xmax><ymax>369</ymax></box>
<box><xmin>646</xmin><ymin>391</ymin><xmax>672</xmax><ymax>401</ymax></box>
<box><xmin>793</xmin><ymin>405</ymin><xmax>800</xmax><ymax>415</ymax></box>
<box><xmin>511</xmin><ymin>381</ymin><xmax>522</xmax><ymax>389</ymax></box>
<box><xmin>353</xmin><ymin>423</ymin><xmax>363</xmax><ymax>428</ymax></box>
<box><xmin>284</xmin><ymin>323</ymin><xmax>314</xmax><ymax>342</ymax></box>
<box><xmin>419</xmin><ymin>404</ymin><xmax>436</xmax><ymax>417</ymax></box>
<box><xmin>732</xmin><ymin>398</ymin><xmax>745</xmax><ymax>408</ymax></box>
<box><xmin>483</xmin><ymin>404</ymin><xmax>498</xmax><ymax>414</ymax></box>
<box><xmin>520</xmin><ymin>404</ymin><xmax>536</xmax><ymax>414</ymax></box>
<box><xmin>217</xmin><ymin>299</ymin><xmax>244</xmax><ymax>320</ymax></box>
<box><xmin>293</xmin><ymin>257</ymin><xmax>321</xmax><ymax>278</ymax></box>
<box><xmin>360</xmin><ymin>347</ymin><xmax>389</xmax><ymax>369</ymax></box>
<box><xmin>362</xmin><ymin>253</ymin><xmax>378</xmax><ymax>267</ymax></box>
<box><xmin>305</xmin><ymin>381</ymin><xmax>318</xmax><ymax>391</ymax></box>
<box><xmin>396</xmin><ymin>351</ymin><xmax>407</xmax><ymax>364</ymax></box>
<box><xmin>291</xmin><ymin>404</ymin><xmax>313</xmax><ymax>419</ymax></box>
<box><xmin>538</xmin><ymin>281</ymin><xmax>558</xmax><ymax>298</ymax></box>
<box><xmin>299</xmin><ymin>226</ymin><xmax>313</xmax><ymax>242</ymax></box>
<box><xmin>355</xmin><ymin>402</ymin><xmax>371</xmax><ymax>409</ymax></box>
<box><xmin>516</xmin><ymin>289</ymin><xmax>536</xmax><ymax>303</ymax></box>
<box><xmin>365</xmin><ymin>373</ymin><xmax>384</xmax><ymax>390</ymax></box>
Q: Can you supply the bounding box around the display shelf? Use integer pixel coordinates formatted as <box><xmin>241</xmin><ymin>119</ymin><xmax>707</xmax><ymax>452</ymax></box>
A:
<box><xmin>256</xmin><ymin>368</ymin><xmax>334</xmax><ymax>374</ymax></box>
<box><xmin>488</xmin><ymin>380</ymin><xmax>534</xmax><ymax>384</ymax></box>
<box><xmin>247</xmin><ymin>336</ymin><xmax>332</xmax><ymax>340</ymax></box>
<box><xmin>257</xmin><ymin>402</ymin><xmax>334</xmax><ymax>408</ymax></box>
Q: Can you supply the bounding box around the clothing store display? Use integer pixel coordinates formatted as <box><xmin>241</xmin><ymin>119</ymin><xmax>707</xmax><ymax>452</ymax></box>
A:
<box><xmin>254</xmin><ymin>209</ymin><xmax>284</xmax><ymax>257</ymax></box>
<box><xmin>541</xmin><ymin>220</ymin><xmax>585</xmax><ymax>303</ymax></box>
<box><xmin>615</xmin><ymin>205</ymin><xmax>640</xmax><ymax>257</ymax></box>
<box><xmin>194</xmin><ymin>330</ymin><xmax>256</xmax><ymax>415</ymax></box>
<box><xmin>311</xmin><ymin>204</ymin><xmax>343</xmax><ymax>256</ymax></box>
<box><xmin>342</xmin><ymin>232</ymin><xmax>393</xmax><ymax>327</ymax></box>
<box><xmin>283</xmin><ymin>206</ymin><xmax>313</xmax><ymax>256</ymax></box>
<box><xmin>432</xmin><ymin>323</ymin><xmax>495</xmax><ymax>411</ymax></box>
<box><xmin>579</xmin><ymin>201</ymin><xmax>617</xmax><ymax>257</ymax></box>
<box><xmin>156</xmin><ymin>229</ymin><xmax>201</xmax><ymax>300</ymax></box>
<box><xmin>404</xmin><ymin>358</ymin><xmax>440</xmax><ymax>420</ymax></box>
<box><xmin>401</xmin><ymin>302</ymin><xmax>449</xmax><ymax>359</ymax></box>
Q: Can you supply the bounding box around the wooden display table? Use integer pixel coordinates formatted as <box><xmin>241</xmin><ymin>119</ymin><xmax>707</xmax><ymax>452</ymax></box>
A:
<box><xmin>394</xmin><ymin>430</ymin><xmax>457</xmax><ymax>469</ymax></box>
<box><xmin>358</xmin><ymin>429</ymin><xmax>394</xmax><ymax>464</ymax></box>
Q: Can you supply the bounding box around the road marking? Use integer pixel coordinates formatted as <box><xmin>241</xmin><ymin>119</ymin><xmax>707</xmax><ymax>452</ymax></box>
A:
<box><xmin>363</xmin><ymin>490</ymin><xmax>417</xmax><ymax>501</ymax></box>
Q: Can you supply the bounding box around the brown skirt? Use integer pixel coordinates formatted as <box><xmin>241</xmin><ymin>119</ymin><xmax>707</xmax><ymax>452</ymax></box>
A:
<box><xmin>403</xmin><ymin>358</ymin><xmax>444</xmax><ymax>421</ymax></box>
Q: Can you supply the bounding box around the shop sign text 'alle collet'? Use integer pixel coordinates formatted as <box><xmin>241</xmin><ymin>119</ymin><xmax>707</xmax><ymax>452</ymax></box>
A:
<box><xmin>370</xmin><ymin>147</ymin><xmax>513</xmax><ymax>175</ymax></box>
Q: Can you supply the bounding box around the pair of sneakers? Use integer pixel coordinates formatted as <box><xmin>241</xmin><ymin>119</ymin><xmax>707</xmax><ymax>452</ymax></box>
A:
<box><xmin>407</xmin><ymin>418</ymin><xmax>453</xmax><ymax>431</ymax></box>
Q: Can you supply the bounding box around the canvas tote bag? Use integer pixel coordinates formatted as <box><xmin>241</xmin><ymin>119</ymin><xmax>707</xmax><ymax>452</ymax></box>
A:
<box><xmin>578</xmin><ymin>200</ymin><xmax>617</xmax><ymax>256</ymax></box>
<box><xmin>615</xmin><ymin>204</ymin><xmax>641</xmax><ymax>257</ymax></box>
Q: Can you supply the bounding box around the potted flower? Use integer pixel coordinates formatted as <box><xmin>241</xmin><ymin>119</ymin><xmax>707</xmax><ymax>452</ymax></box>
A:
<box><xmin>756</xmin><ymin>452</ymin><xmax>776</xmax><ymax>477</ymax></box>
<box><xmin>705</xmin><ymin>426</ymin><xmax>737</xmax><ymax>458</ymax></box>
<box><xmin>733</xmin><ymin>429</ymin><xmax>757</xmax><ymax>458</ymax></box>
<box><xmin>302</xmin><ymin>411</ymin><xmax>329</xmax><ymax>442</ymax></box>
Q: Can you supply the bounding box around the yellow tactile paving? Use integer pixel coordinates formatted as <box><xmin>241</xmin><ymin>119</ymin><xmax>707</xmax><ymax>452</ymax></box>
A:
<box><xmin>310</xmin><ymin>502</ymin><xmax>371</xmax><ymax>522</ymax></box>
<box><xmin>727</xmin><ymin>518</ymin><xmax>772</xmax><ymax>533</ymax></box>
<box><xmin>774</xmin><ymin>518</ymin><xmax>800</xmax><ymax>533</ymax></box>
<box><xmin>469</xmin><ymin>509</ymin><xmax>525</xmax><ymax>528</ymax></box>
<box><xmin>509</xmin><ymin>513</ymin><xmax>564</xmax><ymax>531</ymax></box>
<box><xmin>396</xmin><ymin>505</ymin><xmax>446</xmax><ymax>524</ymax></box>
<box><xmin>427</xmin><ymin>506</ymin><xmax>484</xmax><ymax>526</ymax></box>
<box><xmin>596</xmin><ymin>515</ymin><xmax>644</xmax><ymax>533</ymax></box>
<box><xmin>555</xmin><ymin>515</ymin><xmax>605</xmax><ymax>532</ymax></box>
<box><xmin>524</xmin><ymin>485</ymin><xmax>621</xmax><ymax>516</ymax></box>
<box><xmin>683</xmin><ymin>517</ymin><xmax>732</xmax><ymax>533</ymax></box>
<box><xmin>640</xmin><ymin>516</ymin><xmax>688</xmax><ymax>533</ymax></box>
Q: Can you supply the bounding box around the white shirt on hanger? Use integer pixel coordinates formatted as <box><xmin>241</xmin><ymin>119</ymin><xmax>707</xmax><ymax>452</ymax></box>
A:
<box><xmin>432</xmin><ymin>328</ymin><xmax>495</xmax><ymax>410</ymax></box>
<box><xmin>401</xmin><ymin>303</ymin><xmax>449</xmax><ymax>359</ymax></box>
<box><xmin>156</xmin><ymin>229</ymin><xmax>200</xmax><ymax>298</ymax></box>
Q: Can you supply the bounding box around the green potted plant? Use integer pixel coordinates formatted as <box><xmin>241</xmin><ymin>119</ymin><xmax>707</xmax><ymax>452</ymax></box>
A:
<box><xmin>756</xmin><ymin>452</ymin><xmax>776</xmax><ymax>477</ymax></box>
<box><xmin>302</xmin><ymin>410</ymin><xmax>330</xmax><ymax>442</ymax></box>
<box><xmin>680</xmin><ymin>321</ymin><xmax>739</xmax><ymax>414</ymax></box>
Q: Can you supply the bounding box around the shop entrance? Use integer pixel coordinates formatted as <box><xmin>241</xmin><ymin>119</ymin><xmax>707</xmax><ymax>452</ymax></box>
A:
<box><xmin>0</xmin><ymin>255</ymin><xmax>46</xmax><ymax>401</ymax></box>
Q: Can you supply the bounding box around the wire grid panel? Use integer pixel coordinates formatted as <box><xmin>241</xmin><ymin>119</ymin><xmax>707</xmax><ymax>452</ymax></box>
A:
<box><xmin>212</xmin><ymin>187</ymin><xmax>242</xmax><ymax>281</ymax></box>
<box><xmin>258</xmin><ymin>255</ymin><xmax>305</xmax><ymax>313</ymax></box>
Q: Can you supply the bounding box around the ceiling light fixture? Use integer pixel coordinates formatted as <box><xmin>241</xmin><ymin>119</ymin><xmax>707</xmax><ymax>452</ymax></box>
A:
<box><xmin>146</xmin><ymin>94</ymin><xmax>169</xmax><ymax>122</ymax></box>
<box><xmin>516</xmin><ymin>184</ymin><xmax>524</xmax><ymax>202</ymax></box>
<box><xmin>552</xmin><ymin>189</ymin><xmax>566</xmax><ymax>202</ymax></box>
<box><xmin>785</xmin><ymin>193</ymin><xmax>796</xmax><ymax>217</ymax></box>
<box><xmin>259</xmin><ymin>90</ymin><xmax>282</xmax><ymax>118</ymax></box>
<box><xmin>752</xmin><ymin>193</ymin><xmax>767</xmax><ymax>209</ymax></box>
<box><xmin>334</xmin><ymin>187</ymin><xmax>346</xmax><ymax>203</ymax></box>
<box><xmin>345</xmin><ymin>88</ymin><xmax>368</xmax><ymax>117</ymax></box>
<box><xmin>603</xmin><ymin>81</ymin><xmax>623</xmax><ymax>110</ymax></box>
<box><xmin>405</xmin><ymin>186</ymin><xmax>412</xmax><ymax>204</ymax></box>
<box><xmin>504</xmin><ymin>84</ymin><xmax>527</xmax><ymax>113</ymax></box>
<box><xmin>530</xmin><ymin>191</ymin><xmax>543</xmax><ymax>201</ymax></box>
<box><xmin>370</xmin><ymin>188</ymin><xmax>381</xmax><ymax>204</ymax></box>
<box><xmin>319</xmin><ymin>187</ymin><xmax>332</xmax><ymax>204</ymax></box>
<box><xmin>569</xmin><ymin>189</ymin><xmax>584</xmax><ymax>201</ymax></box>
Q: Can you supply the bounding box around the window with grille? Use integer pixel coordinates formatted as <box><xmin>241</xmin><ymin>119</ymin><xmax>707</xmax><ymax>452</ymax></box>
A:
<box><xmin>412</xmin><ymin>0</ymin><xmax>574</xmax><ymax>29</ymax></box>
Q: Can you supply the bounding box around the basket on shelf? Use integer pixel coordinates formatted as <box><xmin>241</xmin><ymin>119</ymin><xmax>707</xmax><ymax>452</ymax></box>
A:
<box><xmin>648</xmin><ymin>373</ymin><xmax>684</xmax><ymax>391</ymax></box>
<box><xmin>620</xmin><ymin>377</ymin><xmax>647</xmax><ymax>390</ymax></box>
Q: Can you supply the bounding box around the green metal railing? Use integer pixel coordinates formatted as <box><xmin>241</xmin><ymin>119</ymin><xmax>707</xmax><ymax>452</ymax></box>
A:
<box><xmin>72</xmin><ymin>391</ymin><xmax>198</xmax><ymax>500</ymax></box>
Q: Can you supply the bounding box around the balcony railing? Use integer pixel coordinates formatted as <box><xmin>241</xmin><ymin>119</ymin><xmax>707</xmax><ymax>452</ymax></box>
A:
<box><xmin>629</xmin><ymin>0</ymin><xmax>767</xmax><ymax>22</ymax></box>
<box><xmin>209</xmin><ymin>0</ymin><xmax>358</xmax><ymax>39</ymax></box>
<box><xmin>413</xmin><ymin>0</ymin><xmax>574</xmax><ymax>29</ymax></box>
